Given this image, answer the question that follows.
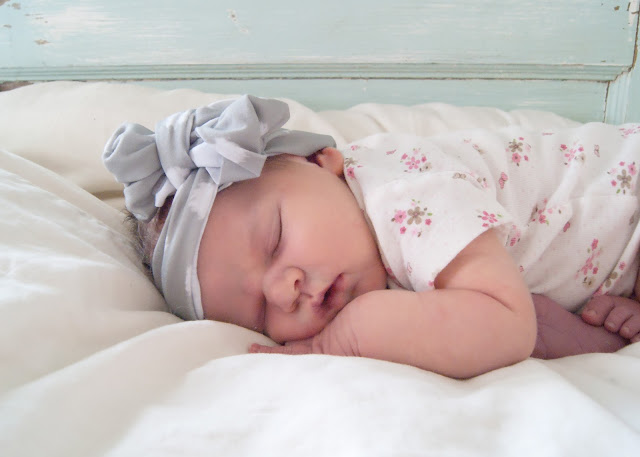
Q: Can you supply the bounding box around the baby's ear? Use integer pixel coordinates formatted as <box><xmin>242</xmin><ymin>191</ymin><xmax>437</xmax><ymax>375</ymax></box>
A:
<box><xmin>309</xmin><ymin>147</ymin><xmax>344</xmax><ymax>176</ymax></box>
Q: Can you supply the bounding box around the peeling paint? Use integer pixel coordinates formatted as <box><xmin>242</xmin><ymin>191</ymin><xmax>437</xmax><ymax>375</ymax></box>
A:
<box><xmin>0</xmin><ymin>0</ymin><xmax>9</xmax><ymax>7</ymax></box>
<box><xmin>11</xmin><ymin>2</ymin><xmax>21</xmax><ymax>9</ymax></box>
<box><xmin>227</xmin><ymin>9</ymin><xmax>249</xmax><ymax>34</ymax></box>
<box><xmin>628</xmin><ymin>0</ymin><xmax>639</xmax><ymax>25</ymax></box>
<box><xmin>3</xmin><ymin>24</ymin><xmax>11</xmax><ymax>28</ymax></box>
<box><xmin>35</xmin><ymin>39</ymin><xmax>49</xmax><ymax>45</ymax></box>
<box><xmin>24</xmin><ymin>7</ymin><xmax>119</xmax><ymax>43</ymax></box>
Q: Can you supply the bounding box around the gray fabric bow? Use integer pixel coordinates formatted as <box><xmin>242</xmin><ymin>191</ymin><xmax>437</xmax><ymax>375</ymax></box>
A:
<box><xmin>103</xmin><ymin>95</ymin><xmax>336</xmax><ymax>320</ymax></box>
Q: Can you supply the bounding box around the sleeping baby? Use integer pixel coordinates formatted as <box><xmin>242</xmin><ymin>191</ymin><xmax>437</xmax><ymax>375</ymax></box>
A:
<box><xmin>103</xmin><ymin>95</ymin><xmax>640</xmax><ymax>379</ymax></box>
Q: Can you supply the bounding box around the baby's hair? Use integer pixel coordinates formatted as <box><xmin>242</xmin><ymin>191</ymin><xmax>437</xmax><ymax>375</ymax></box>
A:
<box><xmin>125</xmin><ymin>196</ymin><xmax>173</xmax><ymax>275</ymax></box>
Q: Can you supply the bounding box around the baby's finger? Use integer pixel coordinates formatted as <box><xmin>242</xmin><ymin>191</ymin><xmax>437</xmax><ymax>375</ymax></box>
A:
<box><xmin>620</xmin><ymin>314</ymin><xmax>640</xmax><ymax>340</ymax></box>
<box><xmin>603</xmin><ymin>304</ymin><xmax>634</xmax><ymax>333</ymax></box>
<box><xmin>249</xmin><ymin>343</ymin><xmax>311</xmax><ymax>355</ymax></box>
<box><xmin>581</xmin><ymin>296</ymin><xmax>615</xmax><ymax>326</ymax></box>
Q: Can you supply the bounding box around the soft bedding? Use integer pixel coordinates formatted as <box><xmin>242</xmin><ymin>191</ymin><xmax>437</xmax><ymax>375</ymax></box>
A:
<box><xmin>1</xmin><ymin>82</ymin><xmax>639</xmax><ymax>457</ymax></box>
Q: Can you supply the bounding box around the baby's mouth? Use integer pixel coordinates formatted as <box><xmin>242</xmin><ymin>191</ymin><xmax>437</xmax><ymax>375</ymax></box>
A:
<box><xmin>313</xmin><ymin>273</ymin><xmax>345</xmax><ymax>317</ymax></box>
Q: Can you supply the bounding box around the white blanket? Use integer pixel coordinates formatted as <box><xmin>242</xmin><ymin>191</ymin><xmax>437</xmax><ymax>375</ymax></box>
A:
<box><xmin>1</xmin><ymin>82</ymin><xmax>639</xmax><ymax>456</ymax></box>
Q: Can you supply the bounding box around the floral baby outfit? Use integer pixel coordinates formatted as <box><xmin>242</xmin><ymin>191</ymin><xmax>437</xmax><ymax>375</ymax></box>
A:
<box><xmin>343</xmin><ymin>123</ymin><xmax>640</xmax><ymax>311</ymax></box>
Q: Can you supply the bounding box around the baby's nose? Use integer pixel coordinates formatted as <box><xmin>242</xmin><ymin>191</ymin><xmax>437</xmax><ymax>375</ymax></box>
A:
<box><xmin>264</xmin><ymin>266</ymin><xmax>304</xmax><ymax>313</ymax></box>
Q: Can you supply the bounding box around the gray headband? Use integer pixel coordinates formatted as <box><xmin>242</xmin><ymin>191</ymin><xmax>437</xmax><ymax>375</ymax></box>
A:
<box><xmin>103</xmin><ymin>95</ymin><xmax>336</xmax><ymax>320</ymax></box>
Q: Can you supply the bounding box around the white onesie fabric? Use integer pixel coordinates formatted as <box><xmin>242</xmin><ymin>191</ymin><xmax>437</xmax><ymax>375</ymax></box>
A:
<box><xmin>342</xmin><ymin>123</ymin><xmax>640</xmax><ymax>311</ymax></box>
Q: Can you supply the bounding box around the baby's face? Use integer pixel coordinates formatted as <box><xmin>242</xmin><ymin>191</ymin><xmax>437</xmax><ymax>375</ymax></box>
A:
<box><xmin>197</xmin><ymin>148</ymin><xmax>387</xmax><ymax>343</ymax></box>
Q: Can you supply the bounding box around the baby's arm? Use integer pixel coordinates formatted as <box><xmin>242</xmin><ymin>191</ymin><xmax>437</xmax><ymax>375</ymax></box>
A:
<box><xmin>252</xmin><ymin>229</ymin><xmax>537</xmax><ymax>379</ymax></box>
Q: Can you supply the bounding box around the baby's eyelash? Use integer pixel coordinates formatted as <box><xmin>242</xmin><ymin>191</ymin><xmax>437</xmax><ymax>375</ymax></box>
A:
<box><xmin>273</xmin><ymin>206</ymin><xmax>282</xmax><ymax>255</ymax></box>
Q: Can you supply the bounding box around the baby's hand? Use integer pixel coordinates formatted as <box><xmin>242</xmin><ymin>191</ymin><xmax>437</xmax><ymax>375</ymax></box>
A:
<box><xmin>249</xmin><ymin>338</ymin><xmax>315</xmax><ymax>356</ymax></box>
<box><xmin>249</xmin><ymin>307</ymin><xmax>361</xmax><ymax>357</ymax></box>
<box><xmin>581</xmin><ymin>295</ymin><xmax>640</xmax><ymax>343</ymax></box>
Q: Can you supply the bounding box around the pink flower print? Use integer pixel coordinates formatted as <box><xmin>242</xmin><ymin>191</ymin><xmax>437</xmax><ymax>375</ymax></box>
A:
<box><xmin>350</xmin><ymin>144</ymin><xmax>361</xmax><ymax>151</ymax></box>
<box><xmin>464</xmin><ymin>139</ymin><xmax>486</xmax><ymax>155</ymax></box>
<box><xmin>580</xmin><ymin>254</ymin><xmax>596</xmax><ymax>276</ymax></box>
<box><xmin>563</xmin><ymin>221</ymin><xmax>571</xmax><ymax>232</ymax></box>
<box><xmin>392</xmin><ymin>200</ymin><xmax>433</xmax><ymax>237</ymax></box>
<box><xmin>480</xmin><ymin>211</ymin><xmax>498</xmax><ymax>224</ymax></box>
<box><xmin>593</xmin><ymin>145</ymin><xmax>600</xmax><ymax>157</ymax></box>
<box><xmin>562</xmin><ymin>141</ymin><xmax>586</xmax><ymax>165</ymax></box>
<box><xmin>619</xmin><ymin>261</ymin><xmax>626</xmax><ymax>271</ymax></box>
<box><xmin>529</xmin><ymin>199</ymin><xmax>560</xmax><ymax>226</ymax></box>
<box><xmin>343</xmin><ymin>157</ymin><xmax>362</xmax><ymax>179</ymax></box>
<box><xmin>392</xmin><ymin>210</ymin><xmax>407</xmax><ymax>224</ymax></box>
<box><xmin>619</xmin><ymin>125</ymin><xmax>640</xmax><ymax>138</ymax></box>
<box><xmin>386</xmin><ymin>149</ymin><xmax>396</xmax><ymax>155</ymax></box>
<box><xmin>407</xmin><ymin>156</ymin><xmax>420</xmax><ymax>170</ymax></box>
<box><xmin>508</xmin><ymin>224</ymin><xmax>521</xmax><ymax>247</ymax></box>
<box><xmin>575</xmin><ymin>238</ymin><xmax>602</xmax><ymax>288</ymax></box>
<box><xmin>477</xmin><ymin>210</ymin><xmax>502</xmax><ymax>228</ymax></box>
<box><xmin>531</xmin><ymin>206</ymin><xmax>549</xmax><ymax>225</ymax></box>
<box><xmin>512</xmin><ymin>152</ymin><xmax>522</xmax><ymax>165</ymax></box>
<box><xmin>507</xmin><ymin>137</ymin><xmax>531</xmax><ymax>166</ymax></box>
<box><xmin>607</xmin><ymin>163</ymin><xmax>637</xmax><ymax>195</ymax></box>
<box><xmin>401</xmin><ymin>147</ymin><xmax>430</xmax><ymax>172</ymax></box>
<box><xmin>498</xmin><ymin>172</ymin><xmax>508</xmax><ymax>189</ymax></box>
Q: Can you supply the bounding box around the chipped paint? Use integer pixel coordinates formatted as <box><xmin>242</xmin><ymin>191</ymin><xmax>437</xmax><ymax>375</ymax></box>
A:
<box><xmin>10</xmin><ymin>2</ymin><xmax>20</xmax><ymax>9</ymax></box>
<box><xmin>0</xmin><ymin>0</ymin><xmax>9</xmax><ymax>7</ymax></box>
<box><xmin>629</xmin><ymin>1</ymin><xmax>640</xmax><ymax>25</ymax></box>
<box><xmin>3</xmin><ymin>24</ymin><xmax>12</xmax><ymax>28</ymax></box>
<box><xmin>35</xmin><ymin>39</ymin><xmax>49</xmax><ymax>45</ymax></box>
<box><xmin>24</xmin><ymin>6</ymin><xmax>119</xmax><ymax>42</ymax></box>
<box><xmin>227</xmin><ymin>9</ymin><xmax>249</xmax><ymax>34</ymax></box>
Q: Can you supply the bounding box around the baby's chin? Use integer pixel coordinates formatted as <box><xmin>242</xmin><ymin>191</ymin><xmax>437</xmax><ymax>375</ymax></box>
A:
<box><xmin>268</xmin><ymin>315</ymin><xmax>333</xmax><ymax>345</ymax></box>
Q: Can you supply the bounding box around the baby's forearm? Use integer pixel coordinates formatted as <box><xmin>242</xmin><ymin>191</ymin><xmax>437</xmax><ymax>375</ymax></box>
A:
<box><xmin>314</xmin><ymin>288</ymin><xmax>536</xmax><ymax>379</ymax></box>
